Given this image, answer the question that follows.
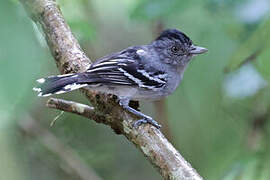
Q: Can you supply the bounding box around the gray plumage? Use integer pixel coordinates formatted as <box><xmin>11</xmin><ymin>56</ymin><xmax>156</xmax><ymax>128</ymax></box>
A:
<box><xmin>33</xmin><ymin>29</ymin><xmax>207</xmax><ymax>128</ymax></box>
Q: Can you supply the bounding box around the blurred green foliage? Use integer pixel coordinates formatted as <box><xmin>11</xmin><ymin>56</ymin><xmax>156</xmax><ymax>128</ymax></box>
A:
<box><xmin>59</xmin><ymin>0</ymin><xmax>96</xmax><ymax>42</ymax></box>
<box><xmin>1</xmin><ymin>0</ymin><xmax>270</xmax><ymax>179</ymax></box>
<box><xmin>0</xmin><ymin>0</ymin><xmax>50</xmax><ymax>179</ymax></box>
<box><xmin>226</xmin><ymin>18</ymin><xmax>270</xmax><ymax>81</ymax></box>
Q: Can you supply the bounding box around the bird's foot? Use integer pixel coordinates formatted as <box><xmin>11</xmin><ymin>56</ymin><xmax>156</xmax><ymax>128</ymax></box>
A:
<box><xmin>133</xmin><ymin>117</ymin><xmax>161</xmax><ymax>129</ymax></box>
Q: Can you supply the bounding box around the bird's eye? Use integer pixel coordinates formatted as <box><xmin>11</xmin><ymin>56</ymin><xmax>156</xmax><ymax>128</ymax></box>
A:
<box><xmin>171</xmin><ymin>45</ymin><xmax>180</xmax><ymax>54</ymax></box>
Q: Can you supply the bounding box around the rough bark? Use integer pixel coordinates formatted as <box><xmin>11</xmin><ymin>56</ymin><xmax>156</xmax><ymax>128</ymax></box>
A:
<box><xmin>20</xmin><ymin>0</ymin><xmax>204</xmax><ymax>179</ymax></box>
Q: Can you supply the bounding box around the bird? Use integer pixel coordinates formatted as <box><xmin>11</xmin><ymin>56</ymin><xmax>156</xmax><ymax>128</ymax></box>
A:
<box><xmin>33</xmin><ymin>29</ymin><xmax>207</xmax><ymax>129</ymax></box>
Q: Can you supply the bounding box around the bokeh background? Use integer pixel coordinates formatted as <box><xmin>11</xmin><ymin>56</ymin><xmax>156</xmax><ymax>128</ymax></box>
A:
<box><xmin>1</xmin><ymin>0</ymin><xmax>270</xmax><ymax>179</ymax></box>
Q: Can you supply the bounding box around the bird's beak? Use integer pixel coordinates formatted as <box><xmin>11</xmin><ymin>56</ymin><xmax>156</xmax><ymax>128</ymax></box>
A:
<box><xmin>189</xmin><ymin>45</ymin><xmax>208</xmax><ymax>55</ymax></box>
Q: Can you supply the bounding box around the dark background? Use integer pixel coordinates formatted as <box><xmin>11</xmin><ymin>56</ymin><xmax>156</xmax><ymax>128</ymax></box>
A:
<box><xmin>0</xmin><ymin>0</ymin><xmax>270</xmax><ymax>179</ymax></box>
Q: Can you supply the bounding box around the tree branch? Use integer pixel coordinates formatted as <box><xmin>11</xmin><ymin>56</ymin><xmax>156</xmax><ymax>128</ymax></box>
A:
<box><xmin>46</xmin><ymin>98</ymin><xmax>107</xmax><ymax>124</ymax></box>
<box><xmin>20</xmin><ymin>0</ymin><xmax>203</xmax><ymax>179</ymax></box>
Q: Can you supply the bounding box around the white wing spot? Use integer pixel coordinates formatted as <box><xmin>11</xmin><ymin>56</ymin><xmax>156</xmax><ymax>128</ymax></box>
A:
<box><xmin>33</xmin><ymin>87</ymin><xmax>41</xmax><ymax>92</ymax></box>
<box><xmin>136</xmin><ymin>49</ymin><xmax>146</xmax><ymax>56</ymax></box>
<box><xmin>156</xmin><ymin>74</ymin><xmax>167</xmax><ymax>79</ymax></box>
<box><xmin>87</xmin><ymin>66</ymin><xmax>116</xmax><ymax>73</ymax></box>
<box><xmin>118</xmin><ymin>63</ymin><xmax>127</xmax><ymax>66</ymax></box>
<box><xmin>108</xmin><ymin>59</ymin><xmax>135</xmax><ymax>63</ymax></box>
<box><xmin>56</xmin><ymin>73</ymin><xmax>73</xmax><ymax>78</ymax></box>
<box><xmin>93</xmin><ymin>61</ymin><xmax>118</xmax><ymax>67</ymax></box>
<box><xmin>38</xmin><ymin>93</ymin><xmax>52</xmax><ymax>97</ymax></box>
<box><xmin>118</xmin><ymin>68</ymin><xmax>157</xmax><ymax>90</ymax></box>
<box><xmin>118</xmin><ymin>68</ymin><xmax>141</xmax><ymax>85</ymax></box>
<box><xmin>137</xmin><ymin>69</ymin><xmax>166</xmax><ymax>84</ymax></box>
<box><xmin>37</xmin><ymin>78</ymin><xmax>45</xmax><ymax>83</ymax></box>
<box><xmin>55</xmin><ymin>90</ymin><xmax>67</xmax><ymax>94</ymax></box>
<box><xmin>108</xmin><ymin>59</ymin><xmax>121</xmax><ymax>62</ymax></box>
<box><xmin>64</xmin><ymin>83</ymin><xmax>88</xmax><ymax>91</ymax></box>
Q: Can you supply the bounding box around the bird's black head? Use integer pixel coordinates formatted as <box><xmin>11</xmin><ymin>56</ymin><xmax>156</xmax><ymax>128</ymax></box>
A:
<box><xmin>157</xmin><ymin>29</ymin><xmax>193</xmax><ymax>46</ymax></box>
<box><xmin>152</xmin><ymin>29</ymin><xmax>207</xmax><ymax>66</ymax></box>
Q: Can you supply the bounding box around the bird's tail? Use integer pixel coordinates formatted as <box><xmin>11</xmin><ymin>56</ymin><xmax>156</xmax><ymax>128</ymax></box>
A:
<box><xmin>33</xmin><ymin>73</ymin><xmax>88</xmax><ymax>97</ymax></box>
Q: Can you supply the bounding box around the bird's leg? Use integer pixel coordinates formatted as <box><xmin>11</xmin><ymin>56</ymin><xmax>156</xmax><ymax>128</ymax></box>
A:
<box><xmin>119</xmin><ymin>99</ymin><xmax>161</xmax><ymax>129</ymax></box>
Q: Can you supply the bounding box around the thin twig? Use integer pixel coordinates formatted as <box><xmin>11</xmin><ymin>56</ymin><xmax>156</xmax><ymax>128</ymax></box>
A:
<box><xmin>20</xmin><ymin>0</ymin><xmax>204</xmax><ymax>179</ymax></box>
<box><xmin>50</xmin><ymin>110</ymin><xmax>64</xmax><ymax>126</ymax></box>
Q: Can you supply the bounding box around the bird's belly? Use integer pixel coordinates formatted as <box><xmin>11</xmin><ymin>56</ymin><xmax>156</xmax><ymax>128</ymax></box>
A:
<box><xmin>87</xmin><ymin>76</ymin><xmax>182</xmax><ymax>101</ymax></box>
<box><xmin>87</xmin><ymin>85</ymin><xmax>138</xmax><ymax>98</ymax></box>
<box><xmin>87</xmin><ymin>85</ymin><xmax>166</xmax><ymax>101</ymax></box>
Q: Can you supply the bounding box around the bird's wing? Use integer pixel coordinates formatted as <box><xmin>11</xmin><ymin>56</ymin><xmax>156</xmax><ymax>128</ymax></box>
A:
<box><xmin>80</xmin><ymin>49</ymin><xmax>167</xmax><ymax>90</ymax></box>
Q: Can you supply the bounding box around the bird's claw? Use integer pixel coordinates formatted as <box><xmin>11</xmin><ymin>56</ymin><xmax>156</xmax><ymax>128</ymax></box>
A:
<box><xmin>133</xmin><ymin>117</ymin><xmax>161</xmax><ymax>129</ymax></box>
